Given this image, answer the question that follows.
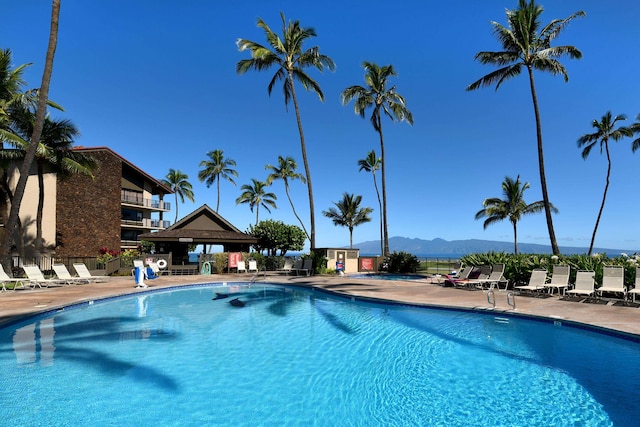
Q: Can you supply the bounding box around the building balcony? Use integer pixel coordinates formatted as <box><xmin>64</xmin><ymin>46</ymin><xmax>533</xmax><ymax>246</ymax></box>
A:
<box><xmin>121</xmin><ymin>194</ymin><xmax>171</xmax><ymax>212</ymax></box>
<box><xmin>121</xmin><ymin>218</ymin><xmax>171</xmax><ymax>229</ymax></box>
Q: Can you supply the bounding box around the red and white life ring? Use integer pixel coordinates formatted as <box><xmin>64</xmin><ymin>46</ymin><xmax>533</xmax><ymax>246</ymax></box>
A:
<box><xmin>157</xmin><ymin>259</ymin><xmax>168</xmax><ymax>269</ymax></box>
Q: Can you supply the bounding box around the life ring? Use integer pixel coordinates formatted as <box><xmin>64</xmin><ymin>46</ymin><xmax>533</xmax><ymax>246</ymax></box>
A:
<box><xmin>157</xmin><ymin>259</ymin><xmax>168</xmax><ymax>269</ymax></box>
<box><xmin>201</xmin><ymin>261</ymin><xmax>211</xmax><ymax>275</ymax></box>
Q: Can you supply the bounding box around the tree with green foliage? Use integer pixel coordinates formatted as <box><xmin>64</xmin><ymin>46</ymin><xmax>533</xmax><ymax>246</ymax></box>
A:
<box><xmin>265</xmin><ymin>155</ymin><xmax>309</xmax><ymax>241</ymax></box>
<box><xmin>578</xmin><ymin>111</ymin><xmax>633</xmax><ymax>256</ymax></box>
<box><xmin>630</xmin><ymin>114</ymin><xmax>640</xmax><ymax>153</ymax></box>
<box><xmin>236</xmin><ymin>178</ymin><xmax>277</xmax><ymax>225</ymax></box>
<box><xmin>162</xmin><ymin>168</ymin><xmax>195</xmax><ymax>223</ymax></box>
<box><xmin>1</xmin><ymin>0</ymin><xmax>60</xmax><ymax>270</ymax></box>
<box><xmin>198</xmin><ymin>149</ymin><xmax>238</xmax><ymax>213</ymax></box>
<box><xmin>466</xmin><ymin>0</ymin><xmax>584</xmax><ymax>255</ymax></box>
<box><xmin>475</xmin><ymin>176</ymin><xmax>556</xmax><ymax>255</ymax></box>
<box><xmin>248</xmin><ymin>219</ymin><xmax>305</xmax><ymax>256</ymax></box>
<box><xmin>322</xmin><ymin>192</ymin><xmax>373</xmax><ymax>249</ymax></box>
<box><xmin>358</xmin><ymin>150</ymin><xmax>383</xmax><ymax>255</ymax></box>
<box><xmin>341</xmin><ymin>62</ymin><xmax>413</xmax><ymax>256</ymax></box>
<box><xmin>237</xmin><ymin>12</ymin><xmax>335</xmax><ymax>250</ymax></box>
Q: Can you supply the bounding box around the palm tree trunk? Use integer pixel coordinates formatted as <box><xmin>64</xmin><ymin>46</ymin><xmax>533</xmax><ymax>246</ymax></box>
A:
<box><xmin>174</xmin><ymin>192</ymin><xmax>179</xmax><ymax>223</ymax></box>
<box><xmin>285</xmin><ymin>183</ymin><xmax>310</xmax><ymax>240</ymax></box>
<box><xmin>216</xmin><ymin>178</ymin><xmax>220</xmax><ymax>212</ymax></box>
<box><xmin>377</xmin><ymin>110</ymin><xmax>389</xmax><ymax>256</ymax></box>
<box><xmin>288</xmin><ymin>73</ymin><xmax>315</xmax><ymax>250</ymax></box>
<box><xmin>527</xmin><ymin>66</ymin><xmax>560</xmax><ymax>255</ymax></box>
<box><xmin>36</xmin><ymin>160</ymin><xmax>45</xmax><ymax>255</ymax></box>
<box><xmin>512</xmin><ymin>220</ymin><xmax>518</xmax><ymax>255</ymax></box>
<box><xmin>588</xmin><ymin>141</ymin><xmax>611</xmax><ymax>256</ymax></box>
<box><xmin>1</xmin><ymin>0</ymin><xmax>59</xmax><ymax>271</ymax></box>
<box><xmin>349</xmin><ymin>226</ymin><xmax>353</xmax><ymax>249</ymax></box>
<box><xmin>372</xmin><ymin>174</ymin><xmax>383</xmax><ymax>255</ymax></box>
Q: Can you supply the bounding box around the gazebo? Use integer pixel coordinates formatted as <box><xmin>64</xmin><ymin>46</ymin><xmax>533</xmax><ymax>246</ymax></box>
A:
<box><xmin>139</xmin><ymin>204</ymin><xmax>257</xmax><ymax>267</ymax></box>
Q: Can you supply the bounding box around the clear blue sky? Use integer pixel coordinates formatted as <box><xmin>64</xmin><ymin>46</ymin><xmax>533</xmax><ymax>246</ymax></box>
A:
<box><xmin>3</xmin><ymin>0</ymin><xmax>640</xmax><ymax>253</ymax></box>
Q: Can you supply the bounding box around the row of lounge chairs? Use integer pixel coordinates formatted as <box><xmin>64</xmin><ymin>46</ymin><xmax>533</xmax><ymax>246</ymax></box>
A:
<box><xmin>515</xmin><ymin>265</ymin><xmax>638</xmax><ymax>300</ymax></box>
<box><xmin>236</xmin><ymin>260</ymin><xmax>258</xmax><ymax>274</ymax></box>
<box><xmin>447</xmin><ymin>264</ymin><xmax>508</xmax><ymax>291</ymax></box>
<box><xmin>276</xmin><ymin>259</ymin><xmax>313</xmax><ymax>276</ymax></box>
<box><xmin>1</xmin><ymin>263</ymin><xmax>109</xmax><ymax>291</ymax></box>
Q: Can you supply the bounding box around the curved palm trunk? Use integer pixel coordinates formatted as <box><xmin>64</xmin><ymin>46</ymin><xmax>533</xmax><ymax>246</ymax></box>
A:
<box><xmin>285</xmin><ymin>182</ymin><xmax>310</xmax><ymax>241</ymax></box>
<box><xmin>527</xmin><ymin>66</ymin><xmax>559</xmax><ymax>255</ymax></box>
<box><xmin>512</xmin><ymin>220</ymin><xmax>518</xmax><ymax>255</ymax></box>
<box><xmin>288</xmin><ymin>73</ymin><xmax>315</xmax><ymax>250</ymax></box>
<box><xmin>588</xmin><ymin>141</ymin><xmax>611</xmax><ymax>256</ymax></box>
<box><xmin>216</xmin><ymin>179</ymin><xmax>221</xmax><ymax>212</ymax></box>
<box><xmin>36</xmin><ymin>160</ymin><xmax>45</xmax><ymax>255</ymax></box>
<box><xmin>174</xmin><ymin>192</ymin><xmax>179</xmax><ymax>223</ymax></box>
<box><xmin>1</xmin><ymin>0</ymin><xmax>59</xmax><ymax>271</ymax></box>
<box><xmin>372</xmin><ymin>173</ymin><xmax>383</xmax><ymax>255</ymax></box>
<box><xmin>376</xmin><ymin>110</ymin><xmax>389</xmax><ymax>256</ymax></box>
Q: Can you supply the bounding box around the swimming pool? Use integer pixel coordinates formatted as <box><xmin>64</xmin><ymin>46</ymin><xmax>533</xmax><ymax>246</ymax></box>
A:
<box><xmin>1</xmin><ymin>283</ymin><xmax>638</xmax><ymax>426</ymax></box>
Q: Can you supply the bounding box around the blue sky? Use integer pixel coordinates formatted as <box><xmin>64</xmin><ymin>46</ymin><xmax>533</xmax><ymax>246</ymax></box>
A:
<box><xmin>3</xmin><ymin>0</ymin><xmax>640</xmax><ymax>253</ymax></box>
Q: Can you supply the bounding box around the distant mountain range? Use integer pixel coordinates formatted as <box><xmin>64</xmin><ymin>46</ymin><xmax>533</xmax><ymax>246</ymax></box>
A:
<box><xmin>352</xmin><ymin>236</ymin><xmax>636</xmax><ymax>257</ymax></box>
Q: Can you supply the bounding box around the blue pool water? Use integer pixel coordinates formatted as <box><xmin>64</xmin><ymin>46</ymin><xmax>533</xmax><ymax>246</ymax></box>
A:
<box><xmin>1</xmin><ymin>283</ymin><xmax>639</xmax><ymax>426</ymax></box>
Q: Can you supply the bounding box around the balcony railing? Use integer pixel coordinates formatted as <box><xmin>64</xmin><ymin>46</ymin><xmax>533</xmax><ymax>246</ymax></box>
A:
<box><xmin>121</xmin><ymin>218</ymin><xmax>171</xmax><ymax>229</ymax></box>
<box><xmin>121</xmin><ymin>193</ymin><xmax>170</xmax><ymax>211</ymax></box>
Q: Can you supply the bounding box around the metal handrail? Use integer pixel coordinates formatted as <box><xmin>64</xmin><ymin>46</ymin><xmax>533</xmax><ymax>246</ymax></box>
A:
<box><xmin>487</xmin><ymin>290</ymin><xmax>496</xmax><ymax>308</ymax></box>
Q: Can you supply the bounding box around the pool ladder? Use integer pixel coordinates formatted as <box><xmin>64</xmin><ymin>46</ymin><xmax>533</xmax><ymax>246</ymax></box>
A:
<box><xmin>486</xmin><ymin>290</ymin><xmax>516</xmax><ymax>309</ymax></box>
<box><xmin>249</xmin><ymin>266</ymin><xmax>267</xmax><ymax>286</ymax></box>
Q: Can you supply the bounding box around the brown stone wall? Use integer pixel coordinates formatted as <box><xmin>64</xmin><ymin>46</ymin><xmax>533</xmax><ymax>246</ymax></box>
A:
<box><xmin>56</xmin><ymin>150</ymin><xmax>122</xmax><ymax>257</ymax></box>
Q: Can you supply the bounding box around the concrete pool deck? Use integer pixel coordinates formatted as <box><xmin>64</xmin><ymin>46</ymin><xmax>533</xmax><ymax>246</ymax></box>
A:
<box><xmin>1</xmin><ymin>273</ymin><xmax>639</xmax><ymax>338</ymax></box>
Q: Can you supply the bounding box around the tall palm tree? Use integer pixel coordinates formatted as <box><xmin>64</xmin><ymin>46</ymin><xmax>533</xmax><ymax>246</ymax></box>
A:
<box><xmin>358</xmin><ymin>150</ymin><xmax>383</xmax><ymax>255</ymax></box>
<box><xmin>0</xmin><ymin>49</ymin><xmax>29</xmax><ymax>130</ymax></box>
<box><xmin>237</xmin><ymin>12</ymin><xmax>335</xmax><ymax>250</ymax></box>
<box><xmin>198</xmin><ymin>149</ymin><xmax>238</xmax><ymax>213</ymax></box>
<box><xmin>265</xmin><ymin>155</ymin><xmax>309</xmax><ymax>241</ymax></box>
<box><xmin>475</xmin><ymin>175</ymin><xmax>556</xmax><ymax>255</ymax></box>
<box><xmin>235</xmin><ymin>178</ymin><xmax>277</xmax><ymax>225</ymax></box>
<box><xmin>322</xmin><ymin>193</ymin><xmax>373</xmax><ymax>249</ymax></box>
<box><xmin>4</xmin><ymin>108</ymin><xmax>97</xmax><ymax>254</ymax></box>
<box><xmin>341</xmin><ymin>62</ymin><xmax>413</xmax><ymax>256</ymax></box>
<box><xmin>162</xmin><ymin>168</ymin><xmax>195</xmax><ymax>223</ymax></box>
<box><xmin>577</xmin><ymin>112</ymin><xmax>632</xmax><ymax>256</ymax></box>
<box><xmin>1</xmin><ymin>0</ymin><xmax>60</xmax><ymax>270</ymax></box>
<box><xmin>466</xmin><ymin>0</ymin><xmax>584</xmax><ymax>255</ymax></box>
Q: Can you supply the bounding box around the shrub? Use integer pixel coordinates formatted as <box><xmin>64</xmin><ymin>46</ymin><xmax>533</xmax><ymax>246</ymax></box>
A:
<box><xmin>386</xmin><ymin>251</ymin><xmax>420</xmax><ymax>274</ymax></box>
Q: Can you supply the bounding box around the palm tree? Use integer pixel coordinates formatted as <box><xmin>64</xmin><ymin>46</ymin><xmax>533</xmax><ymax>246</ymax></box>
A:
<box><xmin>1</xmin><ymin>0</ymin><xmax>60</xmax><ymax>270</ymax></box>
<box><xmin>358</xmin><ymin>150</ymin><xmax>383</xmax><ymax>255</ymax></box>
<box><xmin>237</xmin><ymin>12</ymin><xmax>335</xmax><ymax>250</ymax></box>
<box><xmin>578</xmin><ymin>112</ymin><xmax>632</xmax><ymax>256</ymax></box>
<box><xmin>341</xmin><ymin>62</ymin><xmax>413</xmax><ymax>256</ymax></box>
<box><xmin>235</xmin><ymin>178</ymin><xmax>277</xmax><ymax>225</ymax></box>
<box><xmin>198</xmin><ymin>149</ymin><xmax>238</xmax><ymax>213</ymax></box>
<box><xmin>4</xmin><ymin>108</ymin><xmax>97</xmax><ymax>254</ymax></box>
<box><xmin>630</xmin><ymin>114</ymin><xmax>640</xmax><ymax>153</ymax></box>
<box><xmin>475</xmin><ymin>175</ymin><xmax>556</xmax><ymax>255</ymax></box>
<box><xmin>323</xmin><ymin>193</ymin><xmax>373</xmax><ymax>249</ymax></box>
<box><xmin>466</xmin><ymin>0</ymin><xmax>584</xmax><ymax>255</ymax></box>
<box><xmin>265</xmin><ymin>155</ymin><xmax>309</xmax><ymax>241</ymax></box>
<box><xmin>0</xmin><ymin>49</ymin><xmax>29</xmax><ymax>130</ymax></box>
<box><xmin>162</xmin><ymin>168</ymin><xmax>195</xmax><ymax>223</ymax></box>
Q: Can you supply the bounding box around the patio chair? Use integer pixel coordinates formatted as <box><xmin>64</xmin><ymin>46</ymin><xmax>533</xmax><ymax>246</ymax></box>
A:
<box><xmin>596</xmin><ymin>266</ymin><xmax>626</xmax><ymax>299</ymax></box>
<box><xmin>469</xmin><ymin>264</ymin><xmax>508</xmax><ymax>291</ymax></box>
<box><xmin>73</xmin><ymin>263</ymin><xmax>109</xmax><ymax>282</ymax></box>
<box><xmin>22</xmin><ymin>265</ymin><xmax>66</xmax><ymax>288</ymax></box>
<box><xmin>147</xmin><ymin>262</ymin><xmax>168</xmax><ymax>277</ymax></box>
<box><xmin>52</xmin><ymin>263</ymin><xmax>89</xmax><ymax>284</ymax></box>
<box><xmin>544</xmin><ymin>265</ymin><xmax>570</xmax><ymax>295</ymax></box>
<box><xmin>248</xmin><ymin>260</ymin><xmax>258</xmax><ymax>273</ymax></box>
<box><xmin>455</xmin><ymin>265</ymin><xmax>491</xmax><ymax>289</ymax></box>
<box><xmin>0</xmin><ymin>263</ymin><xmax>26</xmax><ymax>291</ymax></box>
<box><xmin>237</xmin><ymin>260</ymin><xmax>246</xmax><ymax>273</ymax></box>
<box><xmin>276</xmin><ymin>259</ymin><xmax>294</xmax><ymax>274</ymax></box>
<box><xmin>296</xmin><ymin>259</ymin><xmax>313</xmax><ymax>276</ymax></box>
<box><xmin>443</xmin><ymin>266</ymin><xmax>473</xmax><ymax>287</ymax></box>
<box><xmin>515</xmin><ymin>269</ymin><xmax>547</xmax><ymax>295</ymax></box>
<box><xmin>566</xmin><ymin>271</ymin><xmax>595</xmax><ymax>297</ymax></box>
<box><xmin>628</xmin><ymin>267</ymin><xmax>640</xmax><ymax>302</ymax></box>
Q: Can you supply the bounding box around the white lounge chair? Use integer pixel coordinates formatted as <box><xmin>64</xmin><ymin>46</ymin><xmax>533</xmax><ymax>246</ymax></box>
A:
<box><xmin>0</xmin><ymin>263</ymin><xmax>26</xmax><ymax>291</ymax></box>
<box><xmin>515</xmin><ymin>269</ymin><xmax>547</xmax><ymax>294</ymax></box>
<box><xmin>544</xmin><ymin>265</ymin><xmax>570</xmax><ymax>295</ymax></box>
<box><xmin>296</xmin><ymin>259</ymin><xmax>313</xmax><ymax>276</ymax></box>
<box><xmin>237</xmin><ymin>261</ymin><xmax>246</xmax><ymax>273</ymax></box>
<box><xmin>276</xmin><ymin>259</ymin><xmax>294</xmax><ymax>274</ymax></box>
<box><xmin>566</xmin><ymin>271</ymin><xmax>595</xmax><ymax>297</ymax></box>
<box><xmin>455</xmin><ymin>265</ymin><xmax>491</xmax><ymax>289</ymax></box>
<box><xmin>22</xmin><ymin>265</ymin><xmax>66</xmax><ymax>288</ymax></box>
<box><xmin>596</xmin><ymin>266</ymin><xmax>626</xmax><ymax>299</ymax></box>
<box><xmin>468</xmin><ymin>264</ymin><xmax>508</xmax><ymax>291</ymax></box>
<box><xmin>248</xmin><ymin>260</ymin><xmax>258</xmax><ymax>273</ymax></box>
<box><xmin>52</xmin><ymin>263</ymin><xmax>88</xmax><ymax>284</ymax></box>
<box><xmin>73</xmin><ymin>263</ymin><xmax>109</xmax><ymax>282</ymax></box>
<box><xmin>147</xmin><ymin>262</ymin><xmax>167</xmax><ymax>278</ymax></box>
<box><xmin>628</xmin><ymin>267</ymin><xmax>640</xmax><ymax>302</ymax></box>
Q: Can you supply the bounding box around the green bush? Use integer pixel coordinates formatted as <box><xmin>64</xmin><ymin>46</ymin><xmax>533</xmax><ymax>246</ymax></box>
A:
<box><xmin>386</xmin><ymin>251</ymin><xmax>420</xmax><ymax>274</ymax></box>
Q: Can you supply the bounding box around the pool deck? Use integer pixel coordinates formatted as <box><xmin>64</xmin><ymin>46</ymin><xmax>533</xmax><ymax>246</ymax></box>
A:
<box><xmin>1</xmin><ymin>273</ymin><xmax>640</xmax><ymax>338</ymax></box>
